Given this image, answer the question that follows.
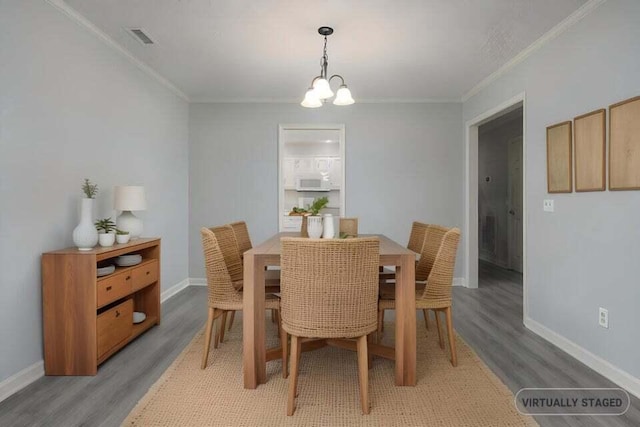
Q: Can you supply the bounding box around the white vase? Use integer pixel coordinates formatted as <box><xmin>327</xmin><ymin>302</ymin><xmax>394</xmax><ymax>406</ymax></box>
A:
<box><xmin>98</xmin><ymin>232</ymin><xmax>116</xmax><ymax>247</ymax></box>
<box><xmin>72</xmin><ymin>198</ymin><xmax>98</xmax><ymax>251</ymax></box>
<box><xmin>307</xmin><ymin>216</ymin><xmax>323</xmax><ymax>238</ymax></box>
<box><xmin>322</xmin><ymin>214</ymin><xmax>335</xmax><ymax>239</ymax></box>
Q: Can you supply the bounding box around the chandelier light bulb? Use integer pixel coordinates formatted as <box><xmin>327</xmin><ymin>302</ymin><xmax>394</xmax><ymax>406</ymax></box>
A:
<box><xmin>301</xmin><ymin>27</ymin><xmax>354</xmax><ymax>108</ymax></box>
<box><xmin>333</xmin><ymin>85</ymin><xmax>355</xmax><ymax>106</ymax></box>
<box><xmin>313</xmin><ymin>78</ymin><xmax>334</xmax><ymax>100</ymax></box>
<box><xmin>301</xmin><ymin>88</ymin><xmax>322</xmax><ymax>108</ymax></box>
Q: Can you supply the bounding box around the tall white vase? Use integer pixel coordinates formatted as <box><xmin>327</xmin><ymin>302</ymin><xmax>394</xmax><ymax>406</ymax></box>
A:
<box><xmin>322</xmin><ymin>214</ymin><xmax>335</xmax><ymax>239</ymax></box>
<box><xmin>73</xmin><ymin>198</ymin><xmax>98</xmax><ymax>251</ymax></box>
<box><xmin>307</xmin><ymin>216</ymin><xmax>323</xmax><ymax>239</ymax></box>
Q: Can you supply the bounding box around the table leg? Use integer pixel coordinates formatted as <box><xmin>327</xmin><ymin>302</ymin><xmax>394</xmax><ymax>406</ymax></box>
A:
<box><xmin>243</xmin><ymin>254</ymin><xmax>266</xmax><ymax>388</ymax></box>
<box><xmin>395</xmin><ymin>254</ymin><xmax>416</xmax><ymax>386</ymax></box>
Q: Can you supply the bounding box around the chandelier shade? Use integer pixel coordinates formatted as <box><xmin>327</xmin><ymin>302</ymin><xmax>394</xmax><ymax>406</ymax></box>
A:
<box><xmin>301</xmin><ymin>27</ymin><xmax>354</xmax><ymax>108</ymax></box>
<box><xmin>301</xmin><ymin>87</ymin><xmax>322</xmax><ymax>108</ymax></box>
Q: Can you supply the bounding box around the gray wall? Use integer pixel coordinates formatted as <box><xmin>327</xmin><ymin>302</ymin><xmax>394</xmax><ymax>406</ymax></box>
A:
<box><xmin>0</xmin><ymin>1</ymin><xmax>189</xmax><ymax>383</ymax></box>
<box><xmin>478</xmin><ymin>115</ymin><xmax>523</xmax><ymax>267</ymax></box>
<box><xmin>463</xmin><ymin>0</ymin><xmax>640</xmax><ymax>378</ymax></box>
<box><xmin>189</xmin><ymin>102</ymin><xmax>464</xmax><ymax>278</ymax></box>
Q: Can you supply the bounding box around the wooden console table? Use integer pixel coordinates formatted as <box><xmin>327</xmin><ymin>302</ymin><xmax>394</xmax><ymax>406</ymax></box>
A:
<box><xmin>42</xmin><ymin>238</ymin><xmax>161</xmax><ymax>375</ymax></box>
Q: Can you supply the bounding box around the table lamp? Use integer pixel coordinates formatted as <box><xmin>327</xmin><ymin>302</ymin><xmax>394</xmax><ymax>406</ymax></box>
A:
<box><xmin>114</xmin><ymin>186</ymin><xmax>147</xmax><ymax>239</ymax></box>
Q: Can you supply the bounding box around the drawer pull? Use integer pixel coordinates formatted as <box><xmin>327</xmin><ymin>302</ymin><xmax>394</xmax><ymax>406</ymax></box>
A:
<box><xmin>115</xmin><ymin>310</ymin><xmax>121</xmax><ymax>318</ymax></box>
<box><xmin>126</xmin><ymin>276</ymin><xmax>131</xmax><ymax>280</ymax></box>
<box><xmin>146</xmin><ymin>271</ymin><xmax>150</xmax><ymax>275</ymax></box>
<box><xmin>106</xmin><ymin>286</ymin><xmax>112</xmax><ymax>291</ymax></box>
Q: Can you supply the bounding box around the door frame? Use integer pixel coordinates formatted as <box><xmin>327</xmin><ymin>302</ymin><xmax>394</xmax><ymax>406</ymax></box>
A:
<box><xmin>278</xmin><ymin>124</ymin><xmax>346</xmax><ymax>232</ymax></box>
<box><xmin>464</xmin><ymin>92</ymin><xmax>528</xmax><ymax>317</ymax></box>
<box><xmin>507</xmin><ymin>135</ymin><xmax>524</xmax><ymax>272</ymax></box>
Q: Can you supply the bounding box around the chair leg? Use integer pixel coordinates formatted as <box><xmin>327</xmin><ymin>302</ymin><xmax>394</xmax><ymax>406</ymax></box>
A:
<box><xmin>287</xmin><ymin>335</ymin><xmax>300</xmax><ymax>416</ymax></box>
<box><xmin>380</xmin><ymin>310</ymin><xmax>385</xmax><ymax>332</ymax></box>
<box><xmin>219</xmin><ymin>310</ymin><xmax>227</xmax><ymax>344</ymax></box>
<box><xmin>434</xmin><ymin>310</ymin><xmax>445</xmax><ymax>349</ymax></box>
<box><xmin>279</xmin><ymin>311</ymin><xmax>288</xmax><ymax>379</ymax></box>
<box><xmin>294</xmin><ymin>337</ymin><xmax>302</xmax><ymax>398</ymax></box>
<box><xmin>272</xmin><ymin>308</ymin><xmax>278</xmax><ymax>323</ymax></box>
<box><xmin>367</xmin><ymin>333</ymin><xmax>374</xmax><ymax>369</ymax></box>
<box><xmin>201</xmin><ymin>307</ymin><xmax>216</xmax><ymax>369</ymax></box>
<box><xmin>377</xmin><ymin>309</ymin><xmax>384</xmax><ymax>341</ymax></box>
<box><xmin>227</xmin><ymin>311</ymin><xmax>235</xmax><ymax>331</ymax></box>
<box><xmin>356</xmin><ymin>335</ymin><xmax>370</xmax><ymax>414</ymax></box>
<box><xmin>445</xmin><ymin>306</ymin><xmax>458</xmax><ymax>367</ymax></box>
<box><xmin>422</xmin><ymin>309</ymin><xmax>430</xmax><ymax>330</ymax></box>
<box><xmin>214</xmin><ymin>315</ymin><xmax>221</xmax><ymax>349</ymax></box>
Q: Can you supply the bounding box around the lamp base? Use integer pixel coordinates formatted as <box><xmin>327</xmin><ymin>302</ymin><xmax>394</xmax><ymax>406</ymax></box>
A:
<box><xmin>116</xmin><ymin>211</ymin><xmax>143</xmax><ymax>240</ymax></box>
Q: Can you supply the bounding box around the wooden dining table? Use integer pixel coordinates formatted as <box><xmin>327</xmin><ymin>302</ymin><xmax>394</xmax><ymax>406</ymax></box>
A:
<box><xmin>242</xmin><ymin>232</ymin><xmax>417</xmax><ymax>389</ymax></box>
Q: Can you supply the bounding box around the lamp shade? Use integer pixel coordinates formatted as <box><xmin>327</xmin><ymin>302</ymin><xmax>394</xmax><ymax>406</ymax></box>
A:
<box><xmin>333</xmin><ymin>85</ymin><xmax>355</xmax><ymax>106</ymax></box>
<box><xmin>114</xmin><ymin>186</ymin><xmax>147</xmax><ymax>211</ymax></box>
<box><xmin>312</xmin><ymin>78</ymin><xmax>334</xmax><ymax>99</ymax></box>
<box><xmin>301</xmin><ymin>88</ymin><xmax>322</xmax><ymax>108</ymax></box>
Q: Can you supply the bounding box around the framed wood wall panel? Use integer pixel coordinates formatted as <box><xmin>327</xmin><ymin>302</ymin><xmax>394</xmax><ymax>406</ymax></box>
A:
<box><xmin>574</xmin><ymin>109</ymin><xmax>606</xmax><ymax>192</ymax></box>
<box><xmin>547</xmin><ymin>121</ymin><xmax>573</xmax><ymax>193</ymax></box>
<box><xmin>610</xmin><ymin>96</ymin><xmax>640</xmax><ymax>190</ymax></box>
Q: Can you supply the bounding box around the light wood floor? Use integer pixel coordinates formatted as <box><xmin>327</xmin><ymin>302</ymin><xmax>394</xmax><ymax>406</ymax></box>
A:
<box><xmin>1</xmin><ymin>264</ymin><xmax>638</xmax><ymax>426</ymax></box>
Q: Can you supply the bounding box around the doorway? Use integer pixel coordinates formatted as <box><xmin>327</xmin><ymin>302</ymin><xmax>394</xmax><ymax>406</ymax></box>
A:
<box><xmin>477</xmin><ymin>108</ymin><xmax>523</xmax><ymax>273</ymax></box>
<box><xmin>464</xmin><ymin>92</ymin><xmax>526</xmax><ymax>316</ymax></box>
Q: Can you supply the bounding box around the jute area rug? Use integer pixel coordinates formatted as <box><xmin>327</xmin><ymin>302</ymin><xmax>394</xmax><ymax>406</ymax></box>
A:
<box><xmin>124</xmin><ymin>313</ymin><xmax>537</xmax><ymax>426</ymax></box>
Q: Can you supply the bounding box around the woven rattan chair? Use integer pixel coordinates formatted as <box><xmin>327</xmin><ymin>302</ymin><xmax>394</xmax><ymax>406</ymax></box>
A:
<box><xmin>200</xmin><ymin>228</ymin><xmax>287</xmax><ymax>374</ymax></box>
<box><xmin>407</xmin><ymin>221</ymin><xmax>429</xmax><ymax>253</ymax></box>
<box><xmin>378</xmin><ymin>221</ymin><xmax>442</xmax><ymax>332</ymax></box>
<box><xmin>280</xmin><ymin>237</ymin><xmax>380</xmax><ymax>416</ymax></box>
<box><xmin>229</xmin><ymin>221</ymin><xmax>252</xmax><ymax>257</ymax></box>
<box><xmin>211</xmin><ymin>224</ymin><xmax>280</xmax><ymax>335</ymax></box>
<box><xmin>339</xmin><ymin>217</ymin><xmax>358</xmax><ymax>237</ymax></box>
<box><xmin>378</xmin><ymin>227</ymin><xmax>461</xmax><ymax>366</ymax></box>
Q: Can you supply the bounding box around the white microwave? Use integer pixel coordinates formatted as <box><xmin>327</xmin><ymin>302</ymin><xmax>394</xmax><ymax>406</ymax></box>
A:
<box><xmin>295</xmin><ymin>175</ymin><xmax>330</xmax><ymax>192</ymax></box>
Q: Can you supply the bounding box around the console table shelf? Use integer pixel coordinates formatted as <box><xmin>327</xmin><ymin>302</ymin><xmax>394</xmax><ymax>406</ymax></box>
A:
<box><xmin>42</xmin><ymin>238</ymin><xmax>161</xmax><ymax>375</ymax></box>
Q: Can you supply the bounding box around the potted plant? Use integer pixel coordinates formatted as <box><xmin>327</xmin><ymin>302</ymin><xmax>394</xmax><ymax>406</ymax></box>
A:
<box><xmin>115</xmin><ymin>229</ymin><xmax>130</xmax><ymax>244</ymax></box>
<box><xmin>72</xmin><ymin>178</ymin><xmax>99</xmax><ymax>250</ymax></box>
<box><xmin>307</xmin><ymin>197</ymin><xmax>329</xmax><ymax>238</ymax></box>
<box><xmin>95</xmin><ymin>217</ymin><xmax>116</xmax><ymax>247</ymax></box>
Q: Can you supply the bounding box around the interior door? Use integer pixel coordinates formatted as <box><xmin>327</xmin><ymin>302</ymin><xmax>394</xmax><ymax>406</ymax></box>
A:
<box><xmin>507</xmin><ymin>136</ymin><xmax>523</xmax><ymax>272</ymax></box>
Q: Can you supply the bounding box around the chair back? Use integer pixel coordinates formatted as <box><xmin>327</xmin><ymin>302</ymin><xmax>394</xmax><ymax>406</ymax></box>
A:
<box><xmin>209</xmin><ymin>225</ymin><xmax>243</xmax><ymax>282</ymax></box>
<box><xmin>407</xmin><ymin>221</ymin><xmax>429</xmax><ymax>254</ymax></box>
<box><xmin>280</xmin><ymin>237</ymin><xmax>379</xmax><ymax>338</ymax></box>
<box><xmin>339</xmin><ymin>217</ymin><xmax>358</xmax><ymax>237</ymax></box>
<box><xmin>415</xmin><ymin>224</ymin><xmax>449</xmax><ymax>282</ymax></box>
<box><xmin>230</xmin><ymin>221</ymin><xmax>252</xmax><ymax>256</ymax></box>
<box><xmin>200</xmin><ymin>228</ymin><xmax>243</xmax><ymax>309</ymax></box>
<box><xmin>421</xmin><ymin>228</ymin><xmax>461</xmax><ymax>306</ymax></box>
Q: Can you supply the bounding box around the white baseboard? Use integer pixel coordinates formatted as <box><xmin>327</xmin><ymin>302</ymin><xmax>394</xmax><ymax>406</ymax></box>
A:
<box><xmin>0</xmin><ymin>361</ymin><xmax>44</xmax><ymax>403</ymax></box>
<box><xmin>189</xmin><ymin>277</ymin><xmax>207</xmax><ymax>286</ymax></box>
<box><xmin>0</xmin><ymin>277</ymin><xmax>194</xmax><ymax>404</ymax></box>
<box><xmin>453</xmin><ymin>277</ymin><xmax>466</xmax><ymax>287</ymax></box>
<box><xmin>160</xmin><ymin>278</ymin><xmax>190</xmax><ymax>303</ymax></box>
<box><xmin>524</xmin><ymin>316</ymin><xmax>640</xmax><ymax>399</ymax></box>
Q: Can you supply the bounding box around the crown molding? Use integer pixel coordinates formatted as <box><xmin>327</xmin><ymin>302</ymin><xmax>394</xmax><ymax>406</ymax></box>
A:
<box><xmin>190</xmin><ymin>97</ymin><xmax>460</xmax><ymax>104</ymax></box>
<box><xmin>461</xmin><ymin>0</ymin><xmax>607</xmax><ymax>102</ymax></box>
<box><xmin>44</xmin><ymin>0</ymin><xmax>189</xmax><ymax>101</ymax></box>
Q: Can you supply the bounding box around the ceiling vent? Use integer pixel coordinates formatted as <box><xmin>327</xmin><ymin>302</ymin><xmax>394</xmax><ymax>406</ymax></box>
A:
<box><xmin>127</xmin><ymin>28</ymin><xmax>154</xmax><ymax>45</ymax></box>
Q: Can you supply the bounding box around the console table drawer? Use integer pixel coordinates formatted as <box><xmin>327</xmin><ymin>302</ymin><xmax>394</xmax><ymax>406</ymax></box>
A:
<box><xmin>132</xmin><ymin>260</ymin><xmax>159</xmax><ymax>291</ymax></box>
<box><xmin>97</xmin><ymin>299</ymin><xmax>133</xmax><ymax>359</ymax></box>
<box><xmin>97</xmin><ymin>272</ymin><xmax>132</xmax><ymax>308</ymax></box>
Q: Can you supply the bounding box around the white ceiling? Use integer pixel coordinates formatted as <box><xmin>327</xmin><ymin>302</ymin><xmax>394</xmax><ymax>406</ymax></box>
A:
<box><xmin>62</xmin><ymin>0</ymin><xmax>587</xmax><ymax>102</ymax></box>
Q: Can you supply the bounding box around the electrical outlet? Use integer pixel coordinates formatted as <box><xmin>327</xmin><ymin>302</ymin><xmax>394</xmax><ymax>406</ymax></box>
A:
<box><xmin>599</xmin><ymin>307</ymin><xmax>609</xmax><ymax>329</ymax></box>
<box><xmin>543</xmin><ymin>199</ymin><xmax>554</xmax><ymax>212</ymax></box>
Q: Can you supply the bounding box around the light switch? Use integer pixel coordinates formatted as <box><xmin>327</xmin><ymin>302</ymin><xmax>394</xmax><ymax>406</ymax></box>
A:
<box><xmin>543</xmin><ymin>199</ymin><xmax>554</xmax><ymax>212</ymax></box>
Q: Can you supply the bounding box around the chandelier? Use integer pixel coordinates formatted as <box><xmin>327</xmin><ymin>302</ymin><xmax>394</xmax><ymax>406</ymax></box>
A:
<box><xmin>301</xmin><ymin>27</ymin><xmax>355</xmax><ymax>108</ymax></box>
